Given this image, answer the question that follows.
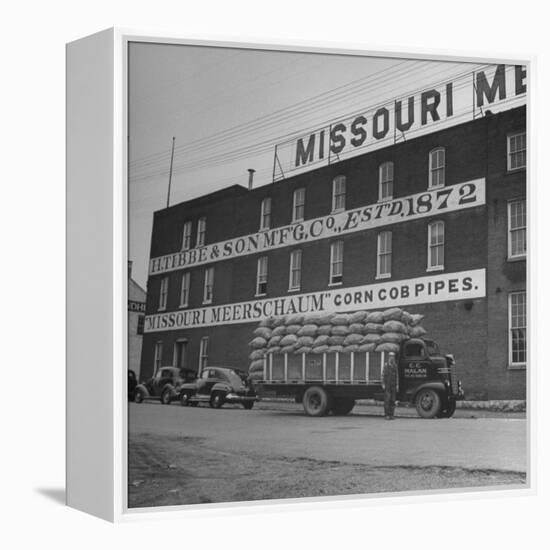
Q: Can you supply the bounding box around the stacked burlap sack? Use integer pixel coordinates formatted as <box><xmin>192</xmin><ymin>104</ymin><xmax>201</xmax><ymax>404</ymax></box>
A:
<box><xmin>247</xmin><ymin>307</ymin><xmax>427</xmax><ymax>378</ymax></box>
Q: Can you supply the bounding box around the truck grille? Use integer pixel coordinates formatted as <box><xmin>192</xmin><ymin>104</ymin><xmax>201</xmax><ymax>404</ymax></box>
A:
<box><xmin>450</xmin><ymin>364</ymin><xmax>458</xmax><ymax>395</ymax></box>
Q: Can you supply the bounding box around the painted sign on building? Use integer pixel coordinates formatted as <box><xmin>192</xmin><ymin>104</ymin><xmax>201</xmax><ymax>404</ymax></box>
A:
<box><xmin>144</xmin><ymin>268</ymin><xmax>486</xmax><ymax>332</ymax></box>
<box><xmin>149</xmin><ymin>178</ymin><xmax>485</xmax><ymax>276</ymax></box>
<box><xmin>273</xmin><ymin>64</ymin><xmax>526</xmax><ymax>178</ymax></box>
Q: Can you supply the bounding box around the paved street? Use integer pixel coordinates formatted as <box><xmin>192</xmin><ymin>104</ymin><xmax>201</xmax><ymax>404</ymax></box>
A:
<box><xmin>128</xmin><ymin>401</ymin><xmax>527</xmax><ymax>507</ymax></box>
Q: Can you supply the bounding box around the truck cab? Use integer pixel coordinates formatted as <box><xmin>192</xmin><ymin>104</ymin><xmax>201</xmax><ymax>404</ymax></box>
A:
<box><xmin>398</xmin><ymin>338</ymin><xmax>464</xmax><ymax>418</ymax></box>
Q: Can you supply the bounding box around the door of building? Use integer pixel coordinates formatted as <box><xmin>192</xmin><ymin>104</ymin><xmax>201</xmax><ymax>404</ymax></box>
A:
<box><xmin>173</xmin><ymin>340</ymin><xmax>188</xmax><ymax>370</ymax></box>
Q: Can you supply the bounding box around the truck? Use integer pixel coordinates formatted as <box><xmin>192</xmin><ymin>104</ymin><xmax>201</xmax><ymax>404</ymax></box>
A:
<box><xmin>255</xmin><ymin>338</ymin><xmax>464</xmax><ymax>418</ymax></box>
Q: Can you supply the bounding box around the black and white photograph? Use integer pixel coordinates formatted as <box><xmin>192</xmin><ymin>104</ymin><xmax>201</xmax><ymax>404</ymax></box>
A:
<box><xmin>127</xmin><ymin>42</ymin><xmax>528</xmax><ymax>509</ymax></box>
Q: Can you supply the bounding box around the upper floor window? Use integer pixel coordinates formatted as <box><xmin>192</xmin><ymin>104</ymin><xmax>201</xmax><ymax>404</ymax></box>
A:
<box><xmin>289</xmin><ymin>249</ymin><xmax>302</xmax><ymax>291</ymax></box>
<box><xmin>332</xmin><ymin>176</ymin><xmax>346</xmax><ymax>212</ymax></box>
<box><xmin>427</xmin><ymin>221</ymin><xmax>445</xmax><ymax>271</ymax></box>
<box><xmin>196</xmin><ymin>217</ymin><xmax>207</xmax><ymax>247</ymax></box>
<box><xmin>137</xmin><ymin>315</ymin><xmax>145</xmax><ymax>335</ymax></box>
<box><xmin>182</xmin><ymin>221</ymin><xmax>192</xmax><ymax>251</ymax></box>
<box><xmin>376</xmin><ymin>231</ymin><xmax>392</xmax><ymax>279</ymax></box>
<box><xmin>378</xmin><ymin>162</ymin><xmax>394</xmax><ymax>201</ymax></box>
<box><xmin>509</xmin><ymin>291</ymin><xmax>526</xmax><ymax>366</ymax></box>
<box><xmin>159</xmin><ymin>276</ymin><xmax>169</xmax><ymax>311</ymax></box>
<box><xmin>256</xmin><ymin>256</ymin><xmax>268</xmax><ymax>296</ymax></box>
<box><xmin>180</xmin><ymin>271</ymin><xmax>191</xmax><ymax>307</ymax></box>
<box><xmin>260</xmin><ymin>198</ymin><xmax>271</xmax><ymax>231</ymax></box>
<box><xmin>292</xmin><ymin>188</ymin><xmax>306</xmax><ymax>222</ymax></box>
<box><xmin>508</xmin><ymin>199</ymin><xmax>526</xmax><ymax>259</ymax></box>
<box><xmin>203</xmin><ymin>267</ymin><xmax>214</xmax><ymax>304</ymax></box>
<box><xmin>428</xmin><ymin>147</ymin><xmax>445</xmax><ymax>188</ymax></box>
<box><xmin>507</xmin><ymin>132</ymin><xmax>526</xmax><ymax>171</ymax></box>
<box><xmin>329</xmin><ymin>240</ymin><xmax>344</xmax><ymax>285</ymax></box>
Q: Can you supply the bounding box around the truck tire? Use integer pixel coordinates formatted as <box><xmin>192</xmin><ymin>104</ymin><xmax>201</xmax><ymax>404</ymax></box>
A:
<box><xmin>331</xmin><ymin>398</ymin><xmax>355</xmax><ymax>416</ymax></box>
<box><xmin>437</xmin><ymin>399</ymin><xmax>457</xmax><ymax>418</ymax></box>
<box><xmin>415</xmin><ymin>388</ymin><xmax>441</xmax><ymax>418</ymax></box>
<box><xmin>302</xmin><ymin>386</ymin><xmax>332</xmax><ymax>417</ymax></box>
<box><xmin>242</xmin><ymin>401</ymin><xmax>254</xmax><ymax>410</ymax></box>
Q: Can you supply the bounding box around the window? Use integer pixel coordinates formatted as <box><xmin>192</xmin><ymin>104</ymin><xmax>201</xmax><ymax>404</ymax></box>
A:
<box><xmin>292</xmin><ymin>188</ymin><xmax>306</xmax><ymax>222</ymax></box>
<box><xmin>199</xmin><ymin>337</ymin><xmax>209</xmax><ymax>373</ymax></box>
<box><xmin>377</xmin><ymin>231</ymin><xmax>392</xmax><ymax>278</ymax></box>
<box><xmin>256</xmin><ymin>256</ymin><xmax>268</xmax><ymax>296</ymax></box>
<box><xmin>427</xmin><ymin>221</ymin><xmax>445</xmax><ymax>270</ymax></box>
<box><xmin>203</xmin><ymin>267</ymin><xmax>214</xmax><ymax>304</ymax></box>
<box><xmin>509</xmin><ymin>291</ymin><xmax>526</xmax><ymax>366</ymax></box>
<box><xmin>153</xmin><ymin>341</ymin><xmax>163</xmax><ymax>374</ymax></box>
<box><xmin>158</xmin><ymin>276</ymin><xmax>169</xmax><ymax>310</ymax></box>
<box><xmin>329</xmin><ymin>241</ymin><xmax>344</xmax><ymax>285</ymax></box>
<box><xmin>332</xmin><ymin>176</ymin><xmax>346</xmax><ymax>212</ymax></box>
<box><xmin>378</xmin><ymin>162</ymin><xmax>394</xmax><ymax>201</ymax></box>
<box><xmin>182</xmin><ymin>221</ymin><xmax>192</xmax><ymax>250</ymax></box>
<box><xmin>429</xmin><ymin>147</ymin><xmax>445</xmax><ymax>188</ymax></box>
<box><xmin>180</xmin><ymin>271</ymin><xmax>191</xmax><ymax>307</ymax></box>
<box><xmin>196</xmin><ymin>217</ymin><xmax>206</xmax><ymax>247</ymax></box>
<box><xmin>289</xmin><ymin>249</ymin><xmax>302</xmax><ymax>291</ymax></box>
<box><xmin>508</xmin><ymin>132</ymin><xmax>526</xmax><ymax>171</ymax></box>
<box><xmin>508</xmin><ymin>199</ymin><xmax>526</xmax><ymax>259</ymax></box>
<box><xmin>260</xmin><ymin>198</ymin><xmax>271</xmax><ymax>230</ymax></box>
<box><xmin>137</xmin><ymin>315</ymin><xmax>145</xmax><ymax>335</ymax></box>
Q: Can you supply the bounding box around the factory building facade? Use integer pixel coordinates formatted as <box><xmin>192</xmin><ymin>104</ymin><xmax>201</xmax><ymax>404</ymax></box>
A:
<box><xmin>140</xmin><ymin>106</ymin><xmax>526</xmax><ymax>400</ymax></box>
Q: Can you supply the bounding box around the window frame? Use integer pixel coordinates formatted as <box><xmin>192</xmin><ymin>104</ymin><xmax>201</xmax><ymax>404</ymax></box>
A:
<box><xmin>378</xmin><ymin>161</ymin><xmax>394</xmax><ymax>202</ymax></box>
<box><xmin>292</xmin><ymin>188</ymin><xmax>306</xmax><ymax>223</ymax></box>
<box><xmin>329</xmin><ymin>240</ymin><xmax>344</xmax><ymax>286</ymax></box>
<box><xmin>508</xmin><ymin>291</ymin><xmax>527</xmax><ymax>368</ymax></box>
<box><xmin>202</xmin><ymin>267</ymin><xmax>214</xmax><ymax>304</ymax></box>
<box><xmin>181</xmin><ymin>220</ymin><xmax>192</xmax><ymax>251</ymax></box>
<box><xmin>376</xmin><ymin>230</ymin><xmax>392</xmax><ymax>279</ymax></box>
<box><xmin>153</xmin><ymin>341</ymin><xmax>163</xmax><ymax>375</ymax></box>
<box><xmin>158</xmin><ymin>276</ymin><xmax>169</xmax><ymax>311</ymax></box>
<box><xmin>199</xmin><ymin>336</ymin><xmax>209</xmax><ymax>374</ymax></box>
<box><xmin>507</xmin><ymin>198</ymin><xmax>526</xmax><ymax>260</ymax></box>
<box><xmin>427</xmin><ymin>220</ymin><xmax>445</xmax><ymax>271</ymax></box>
<box><xmin>259</xmin><ymin>197</ymin><xmax>271</xmax><ymax>231</ymax></box>
<box><xmin>180</xmin><ymin>271</ymin><xmax>191</xmax><ymax>308</ymax></box>
<box><xmin>256</xmin><ymin>256</ymin><xmax>268</xmax><ymax>297</ymax></box>
<box><xmin>332</xmin><ymin>176</ymin><xmax>346</xmax><ymax>213</ymax></box>
<box><xmin>288</xmin><ymin>249</ymin><xmax>302</xmax><ymax>292</ymax></box>
<box><xmin>428</xmin><ymin>147</ymin><xmax>445</xmax><ymax>189</ymax></box>
<box><xmin>507</xmin><ymin>132</ymin><xmax>526</xmax><ymax>172</ymax></box>
<box><xmin>196</xmin><ymin>216</ymin><xmax>207</xmax><ymax>247</ymax></box>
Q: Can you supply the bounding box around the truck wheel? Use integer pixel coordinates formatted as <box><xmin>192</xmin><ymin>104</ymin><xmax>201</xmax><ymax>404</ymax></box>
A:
<box><xmin>437</xmin><ymin>400</ymin><xmax>457</xmax><ymax>418</ymax></box>
<box><xmin>210</xmin><ymin>392</ymin><xmax>225</xmax><ymax>409</ymax></box>
<box><xmin>161</xmin><ymin>389</ymin><xmax>172</xmax><ymax>405</ymax></box>
<box><xmin>302</xmin><ymin>386</ymin><xmax>332</xmax><ymax>417</ymax></box>
<box><xmin>331</xmin><ymin>398</ymin><xmax>355</xmax><ymax>416</ymax></box>
<box><xmin>134</xmin><ymin>389</ymin><xmax>145</xmax><ymax>404</ymax></box>
<box><xmin>415</xmin><ymin>389</ymin><xmax>441</xmax><ymax>418</ymax></box>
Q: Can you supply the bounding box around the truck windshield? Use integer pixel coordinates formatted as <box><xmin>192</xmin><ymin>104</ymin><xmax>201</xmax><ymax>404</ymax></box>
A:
<box><xmin>425</xmin><ymin>341</ymin><xmax>440</xmax><ymax>356</ymax></box>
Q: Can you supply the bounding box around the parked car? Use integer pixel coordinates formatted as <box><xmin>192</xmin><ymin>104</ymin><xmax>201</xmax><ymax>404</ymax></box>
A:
<box><xmin>128</xmin><ymin>369</ymin><xmax>137</xmax><ymax>402</ymax></box>
<box><xmin>134</xmin><ymin>367</ymin><xmax>196</xmax><ymax>404</ymax></box>
<box><xmin>178</xmin><ymin>367</ymin><xmax>258</xmax><ymax>409</ymax></box>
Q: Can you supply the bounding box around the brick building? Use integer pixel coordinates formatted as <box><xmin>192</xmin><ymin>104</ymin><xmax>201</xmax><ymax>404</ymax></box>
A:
<box><xmin>140</xmin><ymin>106</ymin><xmax>526</xmax><ymax>400</ymax></box>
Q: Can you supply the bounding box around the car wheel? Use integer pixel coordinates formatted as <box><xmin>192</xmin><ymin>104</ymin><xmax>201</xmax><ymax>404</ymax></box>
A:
<box><xmin>242</xmin><ymin>401</ymin><xmax>254</xmax><ymax>410</ymax></box>
<box><xmin>437</xmin><ymin>399</ymin><xmax>457</xmax><ymax>418</ymax></box>
<box><xmin>134</xmin><ymin>390</ymin><xmax>145</xmax><ymax>404</ymax></box>
<box><xmin>302</xmin><ymin>386</ymin><xmax>332</xmax><ymax>417</ymax></box>
<box><xmin>210</xmin><ymin>392</ymin><xmax>225</xmax><ymax>409</ymax></box>
<box><xmin>160</xmin><ymin>389</ymin><xmax>172</xmax><ymax>405</ymax></box>
<box><xmin>180</xmin><ymin>391</ymin><xmax>191</xmax><ymax>407</ymax></box>
<box><xmin>331</xmin><ymin>398</ymin><xmax>355</xmax><ymax>416</ymax></box>
<box><xmin>415</xmin><ymin>389</ymin><xmax>442</xmax><ymax>418</ymax></box>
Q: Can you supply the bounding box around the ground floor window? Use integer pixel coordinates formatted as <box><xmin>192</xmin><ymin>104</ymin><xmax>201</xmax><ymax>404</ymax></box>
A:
<box><xmin>153</xmin><ymin>341</ymin><xmax>163</xmax><ymax>374</ymax></box>
<box><xmin>199</xmin><ymin>336</ymin><xmax>209</xmax><ymax>373</ymax></box>
<box><xmin>509</xmin><ymin>291</ymin><xmax>526</xmax><ymax>366</ymax></box>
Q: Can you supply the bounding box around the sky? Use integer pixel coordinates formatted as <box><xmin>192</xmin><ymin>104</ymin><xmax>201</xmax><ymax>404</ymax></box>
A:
<box><xmin>128</xmin><ymin>43</ymin><xmax>520</xmax><ymax>288</ymax></box>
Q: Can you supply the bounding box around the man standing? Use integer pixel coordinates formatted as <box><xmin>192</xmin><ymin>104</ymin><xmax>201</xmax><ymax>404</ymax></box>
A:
<box><xmin>381</xmin><ymin>351</ymin><xmax>398</xmax><ymax>420</ymax></box>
